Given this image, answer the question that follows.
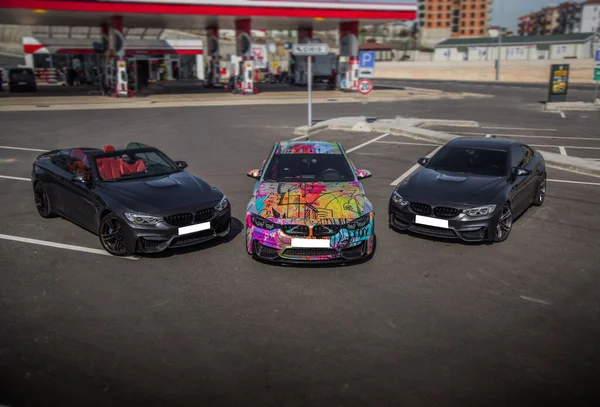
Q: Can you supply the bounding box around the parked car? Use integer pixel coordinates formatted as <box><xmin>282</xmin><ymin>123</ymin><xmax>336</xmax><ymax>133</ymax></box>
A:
<box><xmin>245</xmin><ymin>140</ymin><xmax>375</xmax><ymax>264</ymax></box>
<box><xmin>9</xmin><ymin>67</ymin><xmax>37</xmax><ymax>92</ymax></box>
<box><xmin>389</xmin><ymin>138</ymin><xmax>546</xmax><ymax>243</ymax></box>
<box><xmin>32</xmin><ymin>145</ymin><xmax>231</xmax><ymax>256</ymax></box>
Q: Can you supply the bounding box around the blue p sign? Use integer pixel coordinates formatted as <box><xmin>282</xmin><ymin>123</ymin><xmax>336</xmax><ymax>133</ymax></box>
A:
<box><xmin>596</xmin><ymin>50</ymin><xmax>600</xmax><ymax>63</ymax></box>
<box><xmin>359</xmin><ymin>51</ymin><xmax>375</xmax><ymax>68</ymax></box>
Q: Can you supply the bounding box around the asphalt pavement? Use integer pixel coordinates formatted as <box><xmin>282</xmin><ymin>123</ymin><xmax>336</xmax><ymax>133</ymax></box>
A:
<box><xmin>1</xmin><ymin>96</ymin><xmax>600</xmax><ymax>406</ymax></box>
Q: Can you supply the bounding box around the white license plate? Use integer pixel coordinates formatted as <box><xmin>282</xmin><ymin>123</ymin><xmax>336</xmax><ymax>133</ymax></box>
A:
<box><xmin>178</xmin><ymin>222</ymin><xmax>211</xmax><ymax>235</ymax></box>
<box><xmin>415</xmin><ymin>215</ymin><xmax>449</xmax><ymax>229</ymax></box>
<box><xmin>291</xmin><ymin>238</ymin><xmax>331</xmax><ymax>248</ymax></box>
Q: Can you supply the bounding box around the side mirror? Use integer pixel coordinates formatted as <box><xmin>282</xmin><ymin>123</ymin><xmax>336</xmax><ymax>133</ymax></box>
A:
<box><xmin>417</xmin><ymin>157</ymin><xmax>429</xmax><ymax>166</ymax></box>
<box><xmin>247</xmin><ymin>169</ymin><xmax>261</xmax><ymax>180</ymax></box>
<box><xmin>175</xmin><ymin>160</ymin><xmax>188</xmax><ymax>170</ymax></box>
<box><xmin>72</xmin><ymin>173</ymin><xmax>90</xmax><ymax>184</ymax></box>
<box><xmin>355</xmin><ymin>169</ymin><xmax>372</xmax><ymax>180</ymax></box>
<box><xmin>513</xmin><ymin>167</ymin><xmax>531</xmax><ymax>177</ymax></box>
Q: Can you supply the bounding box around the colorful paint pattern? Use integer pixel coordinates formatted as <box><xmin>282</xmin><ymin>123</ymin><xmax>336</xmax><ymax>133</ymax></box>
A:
<box><xmin>246</xmin><ymin>181</ymin><xmax>375</xmax><ymax>261</ymax></box>
<box><xmin>276</xmin><ymin>141</ymin><xmax>342</xmax><ymax>155</ymax></box>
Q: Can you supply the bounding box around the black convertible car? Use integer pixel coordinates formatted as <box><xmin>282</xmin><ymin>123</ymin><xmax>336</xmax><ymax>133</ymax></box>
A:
<box><xmin>32</xmin><ymin>145</ymin><xmax>231</xmax><ymax>256</ymax></box>
<box><xmin>389</xmin><ymin>138</ymin><xmax>546</xmax><ymax>243</ymax></box>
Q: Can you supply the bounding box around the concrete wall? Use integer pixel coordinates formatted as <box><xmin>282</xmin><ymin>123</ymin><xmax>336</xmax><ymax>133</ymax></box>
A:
<box><xmin>374</xmin><ymin>58</ymin><xmax>596</xmax><ymax>83</ymax></box>
<box><xmin>435</xmin><ymin>41</ymin><xmax>594</xmax><ymax>62</ymax></box>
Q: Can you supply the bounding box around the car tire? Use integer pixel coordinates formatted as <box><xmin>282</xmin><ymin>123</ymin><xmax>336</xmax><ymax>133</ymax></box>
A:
<box><xmin>533</xmin><ymin>174</ymin><xmax>546</xmax><ymax>206</ymax></box>
<box><xmin>99</xmin><ymin>213</ymin><xmax>135</xmax><ymax>256</ymax></box>
<box><xmin>33</xmin><ymin>182</ymin><xmax>56</xmax><ymax>218</ymax></box>
<box><xmin>493</xmin><ymin>203</ymin><xmax>513</xmax><ymax>243</ymax></box>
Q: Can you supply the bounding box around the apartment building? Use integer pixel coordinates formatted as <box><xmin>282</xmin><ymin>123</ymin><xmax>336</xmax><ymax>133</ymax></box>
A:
<box><xmin>418</xmin><ymin>0</ymin><xmax>492</xmax><ymax>47</ymax></box>
<box><xmin>518</xmin><ymin>1</ymin><xmax>585</xmax><ymax>36</ymax></box>
<box><xmin>581</xmin><ymin>0</ymin><xmax>600</xmax><ymax>33</ymax></box>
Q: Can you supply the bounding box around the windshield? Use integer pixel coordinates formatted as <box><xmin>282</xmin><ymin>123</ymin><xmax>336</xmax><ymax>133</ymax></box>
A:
<box><xmin>94</xmin><ymin>150</ymin><xmax>178</xmax><ymax>181</ymax></box>
<box><xmin>263</xmin><ymin>154</ymin><xmax>355</xmax><ymax>182</ymax></box>
<box><xmin>426</xmin><ymin>146</ymin><xmax>508</xmax><ymax>177</ymax></box>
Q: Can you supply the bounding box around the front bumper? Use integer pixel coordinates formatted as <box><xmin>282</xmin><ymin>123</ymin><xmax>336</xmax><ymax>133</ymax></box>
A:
<box><xmin>246</xmin><ymin>215</ymin><xmax>375</xmax><ymax>264</ymax></box>
<box><xmin>388</xmin><ymin>202</ymin><xmax>498</xmax><ymax>242</ymax></box>
<box><xmin>124</xmin><ymin>207</ymin><xmax>231</xmax><ymax>253</ymax></box>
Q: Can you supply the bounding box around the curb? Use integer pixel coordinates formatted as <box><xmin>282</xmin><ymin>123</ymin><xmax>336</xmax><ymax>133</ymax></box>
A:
<box><xmin>545</xmin><ymin>101</ymin><xmax>600</xmax><ymax>112</ymax></box>
<box><xmin>294</xmin><ymin>116</ymin><xmax>600</xmax><ymax>178</ymax></box>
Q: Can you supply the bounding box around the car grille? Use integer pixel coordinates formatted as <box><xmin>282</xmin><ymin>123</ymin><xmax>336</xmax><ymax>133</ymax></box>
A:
<box><xmin>459</xmin><ymin>228</ymin><xmax>487</xmax><ymax>241</ymax></box>
<box><xmin>165</xmin><ymin>213</ymin><xmax>194</xmax><ymax>227</ymax></box>
<box><xmin>283</xmin><ymin>248</ymin><xmax>338</xmax><ymax>257</ymax></box>
<box><xmin>170</xmin><ymin>230</ymin><xmax>215</xmax><ymax>248</ymax></box>
<box><xmin>253</xmin><ymin>241</ymin><xmax>279</xmax><ymax>260</ymax></box>
<box><xmin>433</xmin><ymin>206</ymin><xmax>460</xmax><ymax>219</ymax></box>
<box><xmin>409</xmin><ymin>224</ymin><xmax>457</xmax><ymax>238</ymax></box>
<box><xmin>313</xmin><ymin>225</ymin><xmax>341</xmax><ymax>237</ymax></box>
<box><xmin>281</xmin><ymin>225</ymin><xmax>310</xmax><ymax>237</ymax></box>
<box><xmin>341</xmin><ymin>242</ymin><xmax>366</xmax><ymax>260</ymax></box>
<box><xmin>140</xmin><ymin>238</ymin><xmax>169</xmax><ymax>251</ymax></box>
<box><xmin>195</xmin><ymin>208</ymin><xmax>215</xmax><ymax>223</ymax></box>
<box><xmin>410</xmin><ymin>202</ymin><xmax>432</xmax><ymax>216</ymax></box>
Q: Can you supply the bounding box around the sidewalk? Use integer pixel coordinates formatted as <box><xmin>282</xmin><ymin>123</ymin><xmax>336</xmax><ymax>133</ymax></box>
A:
<box><xmin>0</xmin><ymin>88</ymin><xmax>490</xmax><ymax>112</ymax></box>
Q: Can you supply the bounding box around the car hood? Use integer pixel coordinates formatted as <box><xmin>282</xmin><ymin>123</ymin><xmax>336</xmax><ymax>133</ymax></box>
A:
<box><xmin>249</xmin><ymin>181</ymin><xmax>372</xmax><ymax>224</ymax></box>
<box><xmin>398</xmin><ymin>168</ymin><xmax>507</xmax><ymax>206</ymax></box>
<box><xmin>100</xmin><ymin>171</ymin><xmax>222</xmax><ymax>214</ymax></box>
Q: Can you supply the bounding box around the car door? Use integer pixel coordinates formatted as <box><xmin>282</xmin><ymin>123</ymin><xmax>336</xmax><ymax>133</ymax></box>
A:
<box><xmin>51</xmin><ymin>151</ymin><xmax>99</xmax><ymax>230</ymax></box>
<box><xmin>521</xmin><ymin>146</ymin><xmax>541</xmax><ymax>204</ymax></box>
<box><xmin>508</xmin><ymin>145</ymin><xmax>530</xmax><ymax>215</ymax></box>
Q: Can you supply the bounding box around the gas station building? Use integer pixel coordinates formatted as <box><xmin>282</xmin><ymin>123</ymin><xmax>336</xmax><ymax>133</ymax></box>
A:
<box><xmin>0</xmin><ymin>0</ymin><xmax>417</xmax><ymax>95</ymax></box>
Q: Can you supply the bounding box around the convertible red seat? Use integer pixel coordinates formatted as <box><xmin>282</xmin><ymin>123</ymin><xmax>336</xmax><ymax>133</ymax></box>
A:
<box><xmin>103</xmin><ymin>145</ymin><xmax>116</xmax><ymax>152</ymax></box>
<box><xmin>97</xmin><ymin>157</ymin><xmax>124</xmax><ymax>180</ymax></box>
<box><xmin>121</xmin><ymin>159</ymin><xmax>146</xmax><ymax>174</ymax></box>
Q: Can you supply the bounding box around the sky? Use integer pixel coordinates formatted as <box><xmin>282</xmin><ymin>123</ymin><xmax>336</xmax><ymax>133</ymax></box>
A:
<box><xmin>489</xmin><ymin>0</ymin><xmax>557</xmax><ymax>32</ymax></box>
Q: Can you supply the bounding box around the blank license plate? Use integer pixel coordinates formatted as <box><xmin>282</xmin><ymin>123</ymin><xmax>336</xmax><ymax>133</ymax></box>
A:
<box><xmin>415</xmin><ymin>215</ymin><xmax>449</xmax><ymax>229</ymax></box>
<box><xmin>18</xmin><ymin>82</ymin><xmax>27</xmax><ymax>85</ymax></box>
<box><xmin>178</xmin><ymin>222</ymin><xmax>210</xmax><ymax>235</ymax></box>
<box><xmin>291</xmin><ymin>238</ymin><xmax>330</xmax><ymax>248</ymax></box>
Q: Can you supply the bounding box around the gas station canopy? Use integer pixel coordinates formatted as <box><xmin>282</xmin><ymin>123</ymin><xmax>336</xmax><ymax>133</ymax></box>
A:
<box><xmin>0</xmin><ymin>0</ymin><xmax>417</xmax><ymax>30</ymax></box>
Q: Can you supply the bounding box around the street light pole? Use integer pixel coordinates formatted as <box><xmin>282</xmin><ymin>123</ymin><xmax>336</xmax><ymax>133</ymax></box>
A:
<box><xmin>307</xmin><ymin>56</ymin><xmax>312</xmax><ymax>127</ymax></box>
<box><xmin>496</xmin><ymin>31</ymin><xmax>502</xmax><ymax>81</ymax></box>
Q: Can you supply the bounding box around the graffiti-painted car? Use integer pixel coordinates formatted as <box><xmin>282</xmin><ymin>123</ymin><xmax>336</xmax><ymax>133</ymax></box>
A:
<box><xmin>245</xmin><ymin>141</ymin><xmax>375</xmax><ymax>264</ymax></box>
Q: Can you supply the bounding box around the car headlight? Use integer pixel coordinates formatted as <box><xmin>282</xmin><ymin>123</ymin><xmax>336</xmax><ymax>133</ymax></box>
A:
<box><xmin>124</xmin><ymin>212</ymin><xmax>163</xmax><ymax>226</ymax></box>
<box><xmin>346</xmin><ymin>213</ymin><xmax>371</xmax><ymax>230</ymax></box>
<box><xmin>463</xmin><ymin>204</ymin><xmax>497</xmax><ymax>217</ymax></box>
<box><xmin>392</xmin><ymin>191</ymin><xmax>410</xmax><ymax>207</ymax></box>
<box><xmin>251</xmin><ymin>214</ymin><xmax>279</xmax><ymax>231</ymax></box>
<box><xmin>215</xmin><ymin>195</ymin><xmax>229</xmax><ymax>212</ymax></box>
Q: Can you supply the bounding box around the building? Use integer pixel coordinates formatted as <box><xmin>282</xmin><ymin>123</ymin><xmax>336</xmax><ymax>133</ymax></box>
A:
<box><xmin>434</xmin><ymin>33</ymin><xmax>595</xmax><ymax>61</ymax></box>
<box><xmin>518</xmin><ymin>2</ymin><xmax>583</xmax><ymax>36</ymax></box>
<box><xmin>418</xmin><ymin>0</ymin><xmax>493</xmax><ymax>47</ymax></box>
<box><xmin>581</xmin><ymin>0</ymin><xmax>600</xmax><ymax>33</ymax></box>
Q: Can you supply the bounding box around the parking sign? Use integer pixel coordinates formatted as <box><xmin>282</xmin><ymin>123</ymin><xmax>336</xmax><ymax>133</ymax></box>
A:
<box><xmin>596</xmin><ymin>50</ymin><xmax>600</xmax><ymax>64</ymax></box>
<box><xmin>359</xmin><ymin>51</ymin><xmax>375</xmax><ymax>69</ymax></box>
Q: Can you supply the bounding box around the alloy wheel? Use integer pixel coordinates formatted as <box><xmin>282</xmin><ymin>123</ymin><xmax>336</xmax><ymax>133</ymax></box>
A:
<box><xmin>495</xmin><ymin>204</ymin><xmax>513</xmax><ymax>241</ymax></box>
<box><xmin>34</xmin><ymin>183</ymin><xmax>51</xmax><ymax>218</ymax></box>
<box><xmin>538</xmin><ymin>179</ymin><xmax>546</xmax><ymax>203</ymax></box>
<box><xmin>100</xmin><ymin>217</ymin><xmax>127</xmax><ymax>255</ymax></box>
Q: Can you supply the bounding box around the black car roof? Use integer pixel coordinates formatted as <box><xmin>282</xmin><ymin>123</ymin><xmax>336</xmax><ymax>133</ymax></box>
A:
<box><xmin>448</xmin><ymin>137</ymin><xmax>519</xmax><ymax>151</ymax></box>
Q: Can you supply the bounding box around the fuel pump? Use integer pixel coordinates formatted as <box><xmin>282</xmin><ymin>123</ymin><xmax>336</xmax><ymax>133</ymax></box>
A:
<box><xmin>347</xmin><ymin>56</ymin><xmax>359</xmax><ymax>92</ymax></box>
<box><xmin>240</xmin><ymin>59</ymin><xmax>256</xmax><ymax>94</ymax></box>
<box><xmin>115</xmin><ymin>60</ymin><xmax>129</xmax><ymax>97</ymax></box>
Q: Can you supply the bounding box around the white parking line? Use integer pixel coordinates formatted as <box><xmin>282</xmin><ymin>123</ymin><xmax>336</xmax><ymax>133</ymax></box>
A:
<box><xmin>0</xmin><ymin>175</ymin><xmax>30</xmax><ymax>181</ymax></box>
<box><xmin>346</xmin><ymin>133</ymin><xmax>390</xmax><ymax>153</ymax></box>
<box><xmin>390</xmin><ymin>145</ymin><xmax>443</xmax><ymax>186</ymax></box>
<box><xmin>520</xmin><ymin>296</ymin><xmax>551</xmax><ymax>306</ymax></box>
<box><xmin>559</xmin><ymin>146</ymin><xmax>568</xmax><ymax>156</ymax></box>
<box><xmin>289</xmin><ymin>134</ymin><xmax>310</xmax><ymax>141</ymax></box>
<box><xmin>0</xmin><ymin>233</ymin><xmax>140</xmax><ymax>260</ymax></box>
<box><xmin>0</xmin><ymin>145</ymin><xmax>47</xmax><ymax>152</ymax></box>
<box><xmin>480</xmin><ymin>126</ymin><xmax>557</xmax><ymax>132</ymax></box>
<box><xmin>548</xmin><ymin>179</ymin><xmax>600</xmax><ymax>186</ymax></box>
<box><xmin>559</xmin><ymin>112</ymin><xmax>566</xmax><ymax>119</ymax></box>
<box><xmin>375</xmin><ymin>141</ymin><xmax>438</xmax><ymax>147</ymax></box>
<box><xmin>449</xmin><ymin>132</ymin><xmax>600</xmax><ymax>141</ymax></box>
<box><xmin>532</xmin><ymin>145</ymin><xmax>600</xmax><ymax>150</ymax></box>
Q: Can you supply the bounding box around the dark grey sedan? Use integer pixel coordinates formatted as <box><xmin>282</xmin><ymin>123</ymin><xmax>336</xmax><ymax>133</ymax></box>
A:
<box><xmin>388</xmin><ymin>138</ymin><xmax>546</xmax><ymax>243</ymax></box>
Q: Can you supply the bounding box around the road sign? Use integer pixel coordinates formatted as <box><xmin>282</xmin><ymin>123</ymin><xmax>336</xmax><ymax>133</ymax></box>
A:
<box><xmin>594</xmin><ymin>67</ymin><xmax>600</xmax><ymax>81</ymax></box>
<box><xmin>359</xmin><ymin>68</ymin><xmax>374</xmax><ymax>79</ymax></box>
<box><xmin>358</xmin><ymin>79</ymin><xmax>373</xmax><ymax>95</ymax></box>
<box><xmin>359</xmin><ymin>51</ymin><xmax>375</xmax><ymax>69</ymax></box>
<box><xmin>596</xmin><ymin>50</ymin><xmax>600</xmax><ymax>64</ymax></box>
<box><xmin>292</xmin><ymin>43</ymin><xmax>329</xmax><ymax>56</ymax></box>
